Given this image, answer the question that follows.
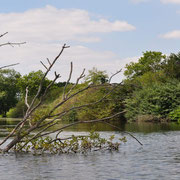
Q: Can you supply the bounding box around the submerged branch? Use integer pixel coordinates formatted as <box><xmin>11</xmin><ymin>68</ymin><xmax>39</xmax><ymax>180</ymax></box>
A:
<box><xmin>103</xmin><ymin>121</ymin><xmax>143</xmax><ymax>146</ymax></box>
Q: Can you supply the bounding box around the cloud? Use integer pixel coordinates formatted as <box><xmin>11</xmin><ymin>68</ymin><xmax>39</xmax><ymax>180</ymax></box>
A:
<box><xmin>160</xmin><ymin>30</ymin><xmax>180</xmax><ymax>39</ymax></box>
<box><xmin>161</xmin><ymin>0</ymin><xmax>180</xmax><ymax>4</ymax></box>
<box><xmin>0</xmin><ymin>6</ymin><xmax>136</xmax><ymax>82</ymax></box>
<box><xmin>0</xmin><ymin>5</ymin><xmax>135</xmax><ymax>43</ymax></box>
<box><xmin>0</xmin><ymin>42</ymin><xmax>138</xmax><ymax>82</ymax></box>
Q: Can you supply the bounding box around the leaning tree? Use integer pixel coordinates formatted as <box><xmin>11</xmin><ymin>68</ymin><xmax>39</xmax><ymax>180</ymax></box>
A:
<box><xmin>0</xmin><ymin>32</ymin><xmax>142</xmax><ymax>154</ymax></box>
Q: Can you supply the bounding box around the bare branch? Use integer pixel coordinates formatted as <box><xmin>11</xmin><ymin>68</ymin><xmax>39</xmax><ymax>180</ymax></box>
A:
<box><xmin>103</xmin><ymin>121</ymin><xmax>143</xmax><ymax>146</ymax></box>
<box><xmin>0</xmin><ymin>42</ymin><xmax>26</xmax><ymax>47</ymax></box>
<box><xmin>35</xmin><ymin>83</ymin><xmax>121</xmax><ymax>132</ymax></box>
<box><xmin>108</xmin><ymin>69</ymin><xmax>122</xmax><ymax>83</ymax></box>
<box><xmin>65</xmin><ymin>68</ymin><xmax>86</xmax><ymax>98</ymax></box>
<box><xmin>1</xmin><ymin>43</ymin><xmax>132</xmax><ymax>153</ymax></box>
<box><xmin>0</xmin><ymin>44</ymin><xmax>69</xmax><ymax>148</ymax></box>
<box><xmin>18</xmin><ymin>121</ymin><xmax>59</xmax><ymax>150</ymax></box>
<box><xmin>36</xmin><ymin>111</ymin><xmax>126</xmax><ymax>138</ymax></box>
<box><xmin>25</xmin><ymin>87</ymin><xmax>30</xmax><ymax>109</ymax></box>
<box><xmin>27</xmin><ymin>44</ymin><xmax>69</xmax><ymax>114</ymax></box>
<box><xmin>40</xmin><ymin>61</ymin><xmax>48</xmax><ymax>70</ymax></box>
<box><xmin>0</xmin><ymin>63</ymin><xmax>20</xmax><ymax>70</ymax></box>
<box><xmin>47</xmin><ymin>58</ymin><xmax>51</xmax><ymax>66</ymax></box>
<box><xmin>49</xmin><ymin>83</ymin><xmax>120</xmax><ymax>119</ymax></box>
<box><xmin>0</xmin><ymin>32</ymin><xmax>8</xmax><ymax>38</ymax></box>
<box><xmin>62</xmin><ymin>62</ymin><xmax>73</xmax><ymax>100</ymax></box>
<box><xmin>47</xmin><ymin>84</ymin><xmax>115</xmax><ymax>120</ymax></box>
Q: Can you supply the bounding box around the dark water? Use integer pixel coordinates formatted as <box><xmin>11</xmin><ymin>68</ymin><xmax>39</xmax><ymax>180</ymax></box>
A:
<box><xmin>1</xmin><ymin>118</ymin><xmax>180</xmax><ymax>180</ymax></box>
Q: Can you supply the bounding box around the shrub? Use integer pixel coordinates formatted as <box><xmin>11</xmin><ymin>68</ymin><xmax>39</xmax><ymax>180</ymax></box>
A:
<box><xmin>125</xmin><ymin>80</ymin><xmax>180</xmax><ymax>121</ymax></box>
<box><xmin>169</xmin><ymin>107</ymin><xmax>180</xmax><ymax>122</ymax></box>
<box><xmin>6</xmin><ymin>101</ymin><xmax>26</xmax><ymax>118</ymax></box>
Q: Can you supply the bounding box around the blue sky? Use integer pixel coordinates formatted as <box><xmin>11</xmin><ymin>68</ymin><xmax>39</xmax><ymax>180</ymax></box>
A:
<box><xmin>0</xmin><ymin>0</ymin><xmax>180</xmax><ymax>82</ymax></box>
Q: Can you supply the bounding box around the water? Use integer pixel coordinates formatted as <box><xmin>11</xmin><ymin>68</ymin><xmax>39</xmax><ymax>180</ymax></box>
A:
<box><xmin>1</xmin><ymin>118</ymin><xmax>180</xmax><ymax>180</ymax></box>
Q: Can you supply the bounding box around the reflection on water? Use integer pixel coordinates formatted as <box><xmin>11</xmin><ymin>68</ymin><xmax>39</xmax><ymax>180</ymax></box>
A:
<box><xmin>1</xmin><ymin>118</ymin><xmax>180</xmax><ymax>135</ymax></box>
<box><xmin>1</xmin><ymin>118</ymin><xmax>180</xmax><ymax>180</ymax></box>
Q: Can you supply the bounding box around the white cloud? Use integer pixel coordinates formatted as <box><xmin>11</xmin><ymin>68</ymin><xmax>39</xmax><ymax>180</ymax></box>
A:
<box><xmin>0</xmin><ymin>6</ymin><xmax>136</xmax><ymax>82</ymax></box>
<box><xmin>160</xmin><ymin>30</ymin><xmax>180</xmax><ymax>39</ymax></box>
<box><xmin>0</xmin><ymin>43</ymin><xmax>138</xmax><ymax>82</ymax></box>
<box><xmin>0</xmin><ymin>5</ymin><xmax>135</xmax><ymax>43</ymax></box>
<box><xmin>161</xmin><ymin>0</ymin><xmax>180</xmax><ymax>4</ymax></box>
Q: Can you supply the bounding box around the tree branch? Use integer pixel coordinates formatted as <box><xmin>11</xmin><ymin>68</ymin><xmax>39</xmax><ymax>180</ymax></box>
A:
<box><xmin>62</xmin><ymin>62</ymin><xmax>73</xmax><ymax>100</ymax></box>
<box><xmin>108</xmin><ymin>69</ymin><xmax>122</xmax><ymax>83</ymax></box>
<box><xmin>0</xmin><ymin>42</ymin><xmax>26</xmax><ymax>47</ymax></box>
<box><xmin>36</xmin><ymin>111</ymin><xmax>126</xmax><ymax>139</ymax></box>
<box><xmin>0</xmin><ymin>32</ymin><xmax>8</xmax><ymax>38</ymax></box>
<box><xmin>0</xmin><ymin>63</ymin><xmax>20</xmax><ymax>70</ymax></box>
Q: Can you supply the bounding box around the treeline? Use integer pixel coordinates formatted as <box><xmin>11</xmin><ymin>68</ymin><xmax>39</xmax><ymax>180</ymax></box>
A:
<box><xmin>0</xmin><ymin>51</ymin><xmax>180</xmax><ymax>122</ymax></box>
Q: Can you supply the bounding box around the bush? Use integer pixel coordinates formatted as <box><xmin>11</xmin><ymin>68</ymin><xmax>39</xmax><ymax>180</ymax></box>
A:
<box><xmin>169</xmin><ymin>107</ymin><xmax>180</xmax><ymax>122</ymax></box>
<box><xmin>6</xmin><ymin>101</ymin><xmax>26</xmax><ymax>118</ymax></box>
<box><xmin>125</xmin><ymin>80</ymin><xmax>180</xmax><ymax>121</ymax></box>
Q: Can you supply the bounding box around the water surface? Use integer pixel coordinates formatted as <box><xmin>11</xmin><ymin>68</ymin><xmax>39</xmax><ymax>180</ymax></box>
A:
<box><xmin>1</xmin><ymin>118</ymin><xmax>180</xmax><ymax>180</ymax></box>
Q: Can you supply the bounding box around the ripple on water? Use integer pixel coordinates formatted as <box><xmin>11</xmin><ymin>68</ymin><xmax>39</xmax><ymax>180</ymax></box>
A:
<box><xmin>1</xmin><ymin>131</ymin><xmax>180</xmax><ymax>179</ymax></box>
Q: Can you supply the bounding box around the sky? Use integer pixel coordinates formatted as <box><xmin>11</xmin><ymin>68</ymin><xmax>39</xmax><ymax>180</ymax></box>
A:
<box><xmin>0</xmin><ymin>0</ymin><xmax>180</xmax><ymax>82</ymax></box>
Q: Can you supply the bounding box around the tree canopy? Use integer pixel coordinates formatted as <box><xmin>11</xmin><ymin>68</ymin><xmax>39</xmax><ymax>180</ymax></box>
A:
<box><xmin>0</xmin><ymin>69</ymin><xmax>20</xmax><ymax>115</ymax></box>
<box><xmin>84</xmin><ymin>67</ymin><xmax>108</xmax><ymax>84</ymax></box>
<box><xmin>124</xmin><ymin>51</ymin><xmax>166</xmax><ymax>80</ymax></box>
<box><xmin>17</xmin><ymin>70</ymin><xmax>51</xmax><ymax>97</ymax></box>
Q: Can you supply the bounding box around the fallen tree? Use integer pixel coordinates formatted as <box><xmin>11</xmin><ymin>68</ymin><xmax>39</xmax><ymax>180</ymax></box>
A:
<box><xmin>0</xmin><ymin>33</ymin><xmax>142</xmax><ymax>153</ymax></box>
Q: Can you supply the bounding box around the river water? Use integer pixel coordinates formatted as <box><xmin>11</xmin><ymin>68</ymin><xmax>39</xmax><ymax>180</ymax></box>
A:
<box><xmin>1</xmin><ymin>119</ymin><xmax>180</xmax><ymax>180</ymax></box>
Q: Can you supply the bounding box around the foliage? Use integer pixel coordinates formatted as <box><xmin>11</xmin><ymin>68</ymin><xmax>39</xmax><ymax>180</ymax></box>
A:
<box><xmin>17</xmin><ymin>70</ymin><xmax>51</xmax><ymax>97</ymax></box>
<box><xmin>6</xmin><ymin>100</ymin><xmax>27</xmax><ymax>118</ymax></box>
<box><xmin>15</xmin><ymin>131</ymin><xmax>126</xmax><ymax>154</ymax></box>
<box><xmin>62</xmin><ymin>110</ymin><xmax>78</xmax><ymax>122</ymax></box>
<box><xmin>124</xmin><ymin>51</ymin><xmax>166</xmax><ymax>80</ymax></box>
<box><xmin>124</xmin><ymin>81</ymin><xmax>180</xmax><ymax>121</ymax></box>
<box><xmin>57</xmin><ymin>86</ymin><xmax>116</xmax><ymax>121</ymax></box>
<box><xmin>162</xmin><ymin>52</ymin><xmax>180</xmax><ymax>80</ymax></box>
<box><xmin>169</xmin><ymin>107</ymin><xmax>180</xmax><ymax>122</ymax></box>
<box><xmin>84</xmin><ymin>67</ymin><xmax>108</xmax><ymax>84</ymax></box>
<box><xmin>0</xmin><ymin>69</ymin><xmax>21</xmax><ymax>116</ymax></box>
<box><xmin>133</xmin><ymin>71</ymin><xmax>167</xmax><ymax>87</ymax></box>
<box><xmin>123</xmin><ymin>51</ymin><xmax>180</xmax><ymax>122</ymax></box>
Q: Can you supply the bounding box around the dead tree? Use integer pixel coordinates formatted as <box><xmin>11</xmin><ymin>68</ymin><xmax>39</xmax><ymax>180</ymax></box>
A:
<box><xmin>0</xmin><ymin>34</ymin><xmax>142</xmax><ymax>153</ymax></box>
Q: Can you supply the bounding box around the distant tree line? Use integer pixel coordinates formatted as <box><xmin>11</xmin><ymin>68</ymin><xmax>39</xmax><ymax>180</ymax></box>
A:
<box><xmin>0</xmin><ymin>51</ymin><xmax>180</xmax><ymax>122</ymax></box>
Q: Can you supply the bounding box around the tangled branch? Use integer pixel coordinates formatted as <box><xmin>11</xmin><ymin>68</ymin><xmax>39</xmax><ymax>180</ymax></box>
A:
<box><xmin>0</xmin><ymin>43</ymin><xmax>142</xmax><ymax>153</ymax></box>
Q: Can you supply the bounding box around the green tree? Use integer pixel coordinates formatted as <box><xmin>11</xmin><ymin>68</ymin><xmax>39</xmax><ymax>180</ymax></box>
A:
<box><xmin>17</xmin><ymin>70</ymin><xmax>51</xmax><ymax>97</ymax></box>
<box><xmin>124</xmin><ymin>51</ymin><xmax>166</xmax><ymax>80</ymax></box>
<box><xmin>0</xmin><ymin>69</ymin><xmax>21</xmax><ymax>116</ymax></box>
<box><xmin>84</xmin><ymin>67</ymin><xmax>108</xmax><ymax>84</ymax></box>
<box><xmin>162</xmin><ymin>52</ymin><xmax>180</xmax><ymax>80</ymax></box>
